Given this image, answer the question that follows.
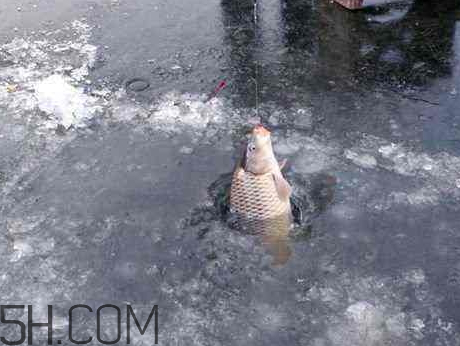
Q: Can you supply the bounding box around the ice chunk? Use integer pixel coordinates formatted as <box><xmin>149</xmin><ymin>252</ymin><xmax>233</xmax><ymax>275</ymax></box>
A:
<box><xmin>345</xmin><ymin>149</ymin><xmax>377</xmax><ymax>169</ymax></box>
<box><xmin>12</xmin><ymin>240</ymin><xmax>34</xmax><ymax>261</ymax></box>
<box><xmin>293</xmin><ymin>107</ymin><xmax>313</xmax><ymax>128</ymax></box>
<box><xmin>349</xmin><ymin>134</ymin><xmax>460</xmax><ymax>203</ymax></box>
<box><xmin>406</xmin><ymin>187</ymin><xmax>440</xmax><ymax>206</ymax></box>
<box><xmin>111</xmin><ymin>101</ymin><xmax>149</xmax><ymax>122</ymax></box>
<box><xmin>34</xmin><ymin>75</ymin><xmax>99</xmax><ymax>129</ymax></box>
<box><xmin>345</xmin><ymin>301</ymin><xmax>384</xmax><ymax>326</ymax></box>
<box><xmin>147</xmin><ymin>92</ymin><xmax>224</xmax><ymax>133</ymax></box>
<box><xmin>378</xmin><ymin>143</ymin><xmax>399</xmax><ymax>157</ymax></box>
<box><xmin>179</xmin><ymin>146</ymin><xmax>194</xmax><ymax>154</ymax></box>
<box><xmin>409</xmin><ymin>318</ymin><xmax>425</xmax><ymax>340</ymax></box>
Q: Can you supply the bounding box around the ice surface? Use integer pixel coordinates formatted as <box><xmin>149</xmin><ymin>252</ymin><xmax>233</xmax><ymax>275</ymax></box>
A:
<box><xmin>1</xmin><ymin>13</ymin><xmax>460</xmax><ymax>346</ymax></box>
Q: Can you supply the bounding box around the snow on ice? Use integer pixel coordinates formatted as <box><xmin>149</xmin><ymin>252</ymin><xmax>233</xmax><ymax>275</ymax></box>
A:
<box><xmin>0</xmin><ymin>20</ymin><xmax>100</xmax><ymax>130</ymax></box>
<box><xmin>34</xmin><ymin>74</ymin><xmax>100</xmax><ymax>129</ymax></box>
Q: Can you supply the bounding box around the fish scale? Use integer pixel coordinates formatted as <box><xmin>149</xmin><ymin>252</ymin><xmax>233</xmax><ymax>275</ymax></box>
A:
<box><xmin>230</xmin><ymin>167</ymin><xmax>292</xmax><ymax>265</ymax></box>
<box><xmin>230</xmin><ymin>170</ymin><xmax>291</xmax><ymax>221</ymax></box>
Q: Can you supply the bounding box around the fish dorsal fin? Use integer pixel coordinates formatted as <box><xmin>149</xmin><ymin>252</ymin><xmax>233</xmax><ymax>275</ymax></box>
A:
<box><xmin>272</xmin><ymin>173</ymin><xmax>292</xmax><ymax>201</ymax></box>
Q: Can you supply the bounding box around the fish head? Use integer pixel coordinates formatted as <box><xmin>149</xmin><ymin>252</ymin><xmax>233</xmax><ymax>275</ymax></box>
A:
<box><xmin>247</xmin><ymin>124</ymin><xmax>272</xmax><ymax>156</ymax></box>
<box><xmin>245</xmin><ymin>125</ymin><xmax>277</xmax><ymax>174</ymax></box>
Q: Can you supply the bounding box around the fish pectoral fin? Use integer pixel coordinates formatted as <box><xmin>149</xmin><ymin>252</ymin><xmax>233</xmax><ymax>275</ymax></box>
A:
<box><xmin>235</xmin><ymin>167</ymin><xmax>246</xmax><ymax>180</ymax></box>
<box><xmin>272</xmin><ymin>173</ymin><xmax>292</xmax><ymax>201</ymax></box>
<box><xmin>279</xmin><ymin>159</ymin><xmax>287</xmax><ymax>170</ymax></box>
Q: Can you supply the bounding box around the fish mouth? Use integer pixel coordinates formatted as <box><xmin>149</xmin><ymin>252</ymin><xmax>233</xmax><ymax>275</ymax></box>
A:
<box><xmin>252</xmin><ymin>124</ymin><xmax>271</xmax><ymax>137</ymax></box>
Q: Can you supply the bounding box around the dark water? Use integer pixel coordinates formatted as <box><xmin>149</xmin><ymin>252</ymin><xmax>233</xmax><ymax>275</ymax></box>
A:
<box><xmin>1</xmin><ymin>0</ymin><xmax>460</xmax><ymax>345</ymax></box>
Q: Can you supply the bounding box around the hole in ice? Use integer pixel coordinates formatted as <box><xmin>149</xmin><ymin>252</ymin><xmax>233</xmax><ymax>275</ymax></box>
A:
<box><xmin>125</xmin><ymin>78</ymin><xmax>150</xmax><ymax>92</ymax></box>
<box><xmin>207</xmin><ymin>173</ymin><xmax>309</xmax><ymax>228</ymax></box>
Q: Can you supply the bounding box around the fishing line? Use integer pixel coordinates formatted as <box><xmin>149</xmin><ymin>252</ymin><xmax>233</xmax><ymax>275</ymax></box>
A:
<box><xmin>253</xmin><ymin>0</ymin><xmax>260</xmax><ymax>118</ymax></box>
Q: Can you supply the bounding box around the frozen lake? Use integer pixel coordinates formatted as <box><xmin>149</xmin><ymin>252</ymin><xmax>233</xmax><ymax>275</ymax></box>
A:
<box><xmin>1</xmin><ymin>0</ymin><xmax>460</xmax><ymax>345</ymax></box>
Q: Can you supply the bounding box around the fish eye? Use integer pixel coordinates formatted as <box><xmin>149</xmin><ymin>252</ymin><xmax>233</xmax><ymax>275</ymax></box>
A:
<box><xmin>248</xmin><ymin>144</ymin><xmax>256</xmax><ymax>152</ymax></box>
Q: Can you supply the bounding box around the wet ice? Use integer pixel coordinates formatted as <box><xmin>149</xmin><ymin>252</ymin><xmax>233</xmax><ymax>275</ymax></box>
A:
<box><xmin>1</xmin><ymin>4</ymin><xmax>460</xmax><ymax>345</ymax></box>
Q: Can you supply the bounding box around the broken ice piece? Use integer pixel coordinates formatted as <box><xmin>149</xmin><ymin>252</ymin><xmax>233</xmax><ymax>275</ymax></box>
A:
<box><xmin>344</xmin><ymin>149</ymin><xmax>377</xmax><ymax>169</ymax></box>
<box><xmin>179</xmin><ymin>146</ymin><xmax>193</xmax><ymax>154</ymax></box>
<box><xmin>34</xmin><ymin>74</ymin><xmax>99</xmax><ymax>129</ymax></box>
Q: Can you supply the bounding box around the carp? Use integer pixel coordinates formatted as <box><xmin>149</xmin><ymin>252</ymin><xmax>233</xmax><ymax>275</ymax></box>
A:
<box><xmin>230</xmin><ymin>124</ymin><xmax>293</xmax><ymax>265</ymax></box>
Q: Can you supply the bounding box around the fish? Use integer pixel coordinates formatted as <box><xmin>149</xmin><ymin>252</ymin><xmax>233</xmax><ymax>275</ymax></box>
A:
<box><xmin>230</xmin><ymin>124</ymin><xmax>293</xmax><ymax>265</ymax></box>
